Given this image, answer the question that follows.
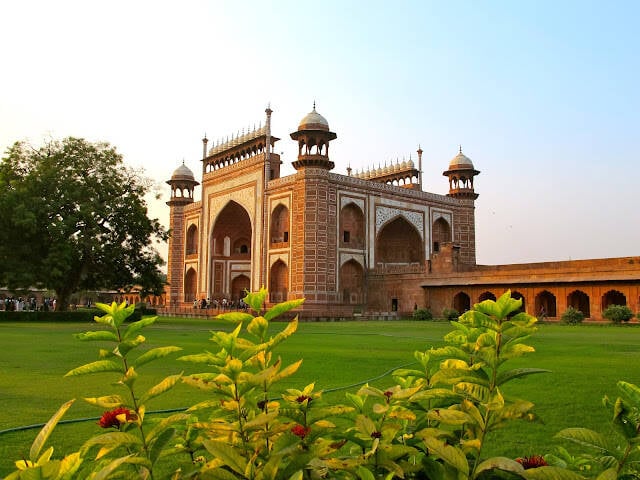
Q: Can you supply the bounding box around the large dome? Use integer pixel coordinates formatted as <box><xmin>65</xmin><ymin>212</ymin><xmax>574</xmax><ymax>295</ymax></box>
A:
<box><xmin>448</xmin><ymin>148</ymin><xmax>474</xmax><ymax>170</ymax></box>
<box><xmin>170</xmin><ymin>163</ymin><xmax>196</xmax><ymax>181</ymax></box>
<box><xmin>298</xmin><ymin>106</ymin><xmax>330</xmax><ymax>131</ymax></box>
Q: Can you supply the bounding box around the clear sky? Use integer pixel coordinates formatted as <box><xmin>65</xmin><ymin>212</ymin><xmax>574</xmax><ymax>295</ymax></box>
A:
<box><xmin>1</xmin><ymin>0</ymin><xmax>638</xmax><ymax>265</ymax></box>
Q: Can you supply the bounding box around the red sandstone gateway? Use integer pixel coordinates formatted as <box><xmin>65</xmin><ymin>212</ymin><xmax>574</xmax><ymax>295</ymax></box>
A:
<box><xmin>164</xmin><ymin>106</ymin><xmax>639</xmax><ymax>321</ymax></box>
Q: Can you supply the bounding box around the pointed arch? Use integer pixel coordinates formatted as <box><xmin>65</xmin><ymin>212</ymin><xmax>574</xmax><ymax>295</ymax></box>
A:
<box><xmin>479</xmin><ymin>291</ymin><xmax>497</xmax><ymax>302</ymax></box>
<box><xmin>511</xmin><ymin>291</ymin><xmax>526</xmax><ymax>314</ymax></box>
<box><xmin>535</xmin><ymin>290</ymin><xmax>557</xmax><ymax>318</ymax></box>
<box><xmin>269</xmin><ymin>260</ymin><xmax>289</xmax><ymax>303</ymax></box>
<box><xmin>432</xmin><ymin>217</ymin><xmax>451</xmax><ymax>253</ymax></box>
<box><xmin>186</xmin><ymin>224</ymin><xmax>198</xmax><ymax>255</ymax></box>
<box><xmin>340</xmin><ymin>259</ymin><xmax>364</xmax><ymax>304</ymax></box>
<box><xmin>340</xmin><ymin>202</ymin><xmax>365</xmax><ymax>249</ymax></box>
<box><xmin>453</xmin><ymin>291</ymin><xmax>471</xmax><ymax>313</ymax></box>
<box><xmin>376</xmin><ymin>216</ymin><xmax>424</xmax><ymax>265</ymax></box>
<box><xmin>567</xmin><ymin>290</ymin><xmax>590</xmax><ymax>317</ymax></box>
<box><xmin>184</xmin><ymin>268</ymin><xmax>197</xmax><ymax>303</ymax></box>
<box><xmin>270</xmin><ymin>204</ymin><xmax>290</xmax><ymax>245</ymax></box>
<box><xmin>211</xmin><ymin>200</ymin><xmax>252</xmax><ymax>258</ymax></box>
<box><xmin>603</xmin><ymin>290</ymin><xmax>626</xmax><ymax>309</ymax></box>
<box><xmin>231</xmin><ymin>274</ymin><xmax>250</xmax><ymax>303</ymax></box>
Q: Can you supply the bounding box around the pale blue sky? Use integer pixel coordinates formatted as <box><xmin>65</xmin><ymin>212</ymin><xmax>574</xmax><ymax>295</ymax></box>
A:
<box><xmin>1</xmin><ymin>0</ymin><xmax>638</xmax><ymax>265</ymax></box>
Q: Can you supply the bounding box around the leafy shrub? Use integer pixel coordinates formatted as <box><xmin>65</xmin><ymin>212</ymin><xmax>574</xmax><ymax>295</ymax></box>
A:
<box><xmin>412</xmin><ymin>307</ymin><xmax>433</xmax><ymax>321</ymax></box>
<box><xmin>442</xmin><ymin>307</ymin><xmax>460</xmax><ymax>321</ymax></box>
<box><xmin>561</xmin><ymin>306</ymin><xmax>585</xmax><ymax>324</ymax></box>
<box><xmin>602</xmin><ymin>304</ymin><xmax>634</xmax><ymax>323</ymax></box>
<box><xmin>10</xmin><ymin>289</ymin><xmax>640</xmax><ymax>479</ymax></box>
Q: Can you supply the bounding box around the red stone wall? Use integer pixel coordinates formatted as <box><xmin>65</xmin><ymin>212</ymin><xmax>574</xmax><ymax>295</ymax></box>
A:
<box><xmin>451</xmin><ymin>204</ymin><xmax>476</xmax><ymax>265</ymax></box>
<box><xmin>166</xmin><ymin>205</ymin><xmax>186</xmax><ymax>307</ymax></box>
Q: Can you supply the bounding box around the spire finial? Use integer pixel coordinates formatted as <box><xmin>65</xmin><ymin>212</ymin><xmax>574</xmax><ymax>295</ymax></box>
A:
<box><xmin>313</xmin><ymin>100</ymin><xmax>316</xmax><ymax>111</ymax></box>
<box><xmin>459</xmin><ymin>144</ymin><xmax>462</xmax><ymax>154</ymax></box>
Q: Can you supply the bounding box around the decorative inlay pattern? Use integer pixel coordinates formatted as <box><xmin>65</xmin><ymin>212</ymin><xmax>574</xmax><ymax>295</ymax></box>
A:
<box><xmin>339</xmin><ymin>252</ymin><xmax>364</xmax><ymax>268</ymax></box>
<box><xmin>432</xmin><ymin>210</ymin><xmax>452</xmax><ymax>225</ymax></box>
<box><xmin>340</xmin><ymin>195</ymin><xmax>365</xmax><ymax>211</ymax></box>
<box><xmin>375</xmin><ymin>206</ymin><xmax>424</xmax><ymax>239</ymax></box>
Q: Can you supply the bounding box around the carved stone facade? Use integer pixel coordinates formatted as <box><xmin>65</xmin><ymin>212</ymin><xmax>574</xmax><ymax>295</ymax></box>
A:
<box><xmin>166</xmin><ymin>106</ymin><xmax>477</xmax><ymax>317</ymax></box>
<box><xmin>166</xmin><ymin>106</ymin><xmax>640</xmax><ymax>320</ymax></box>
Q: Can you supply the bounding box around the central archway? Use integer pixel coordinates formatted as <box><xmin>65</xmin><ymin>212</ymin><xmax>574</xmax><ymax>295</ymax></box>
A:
<box><xmin>376</xmin><ymin>217</ymin><xmax>424</xmax><ymax>266</ymax></box>
<box><xmin>210</xmin><ymin>201</ymin><xmax>252</xmax><ymax>298</ymax></box>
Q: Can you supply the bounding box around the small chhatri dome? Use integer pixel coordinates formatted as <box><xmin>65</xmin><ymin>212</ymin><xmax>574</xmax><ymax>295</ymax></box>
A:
<box><xmin>298</xmin><ymin>102</ymin><xmax>330</xmax><ymax>131</ymax></box>
<box><xmin>171</xmin><ymin>162</ymin><xmax>196</xmax><ymax>181</ymax></box>
<box><xmin>448</xmin><ymin>146</ymin><xmax>474</xmax><ymax>170</ymax></box>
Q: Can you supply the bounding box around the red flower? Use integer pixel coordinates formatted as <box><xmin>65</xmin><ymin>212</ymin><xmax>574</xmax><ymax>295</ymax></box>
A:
<box><xmin>516</xmin><ymin>455</ymin><xmax>548</xmax><ymax>469</ymax></box>
<box><xmin>370</xmin><ymin>431</ymin><xmax>382</xmax><ymax>439</ymax></box>
<box><xmin>383</xmin><ymin>391</ymin><xmax>393</xmax><ymax>399</ymax></box>
<box><xmin>98</xmin><ymin>407</ymin><xmax>137</xmax><ymax>429</ymax></box>
<box><xmin>296</xmin><ymin>395</ymin><xmax>312</xmax><ymax>404</ymax></box>
<box><xmin>291</xmin><ymin>424</ymin><xmax>311</xmax><ymax>439</ymax></box>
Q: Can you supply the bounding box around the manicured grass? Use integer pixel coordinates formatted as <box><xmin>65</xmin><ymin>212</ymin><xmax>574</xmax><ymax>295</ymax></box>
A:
<box><xmin>0</xmin><ymin>317</ymin><xmax>639</xmax><ymax>475</ymax></box>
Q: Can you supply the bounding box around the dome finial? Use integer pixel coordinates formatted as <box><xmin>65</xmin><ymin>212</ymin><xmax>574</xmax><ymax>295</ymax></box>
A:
<box><xmin>313</xmin><ymin>100</ymin><xmax>316</xmax><ymax>111</ymax></box>
<box><xmin>459</xmin><ymin>145</ymin><xmax>462</xmax><ymax>154</ymax></box>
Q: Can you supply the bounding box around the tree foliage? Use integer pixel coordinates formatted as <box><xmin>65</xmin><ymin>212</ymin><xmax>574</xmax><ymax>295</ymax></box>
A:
<box><xmin>0</xmin><ymin>137</ymin><xmax>168</xmax><ymax>310</ymax></box>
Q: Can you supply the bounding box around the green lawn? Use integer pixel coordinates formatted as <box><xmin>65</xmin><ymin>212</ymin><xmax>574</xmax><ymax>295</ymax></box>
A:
<box><xmin>0</xmin><ymin>317</ymin><xmax>639</xmax><ymax>475</ymax></box>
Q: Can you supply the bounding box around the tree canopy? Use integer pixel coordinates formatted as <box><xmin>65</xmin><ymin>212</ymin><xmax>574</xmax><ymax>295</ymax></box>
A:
<box><xmin>0</xmin><ymin>137</ymin><xmax>168</xmax><ymax>310</ymax></box>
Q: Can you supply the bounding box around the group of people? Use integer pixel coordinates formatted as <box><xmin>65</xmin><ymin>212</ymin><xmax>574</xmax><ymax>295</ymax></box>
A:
<box><xmin>1</xmin><ymin>296</ymin><xmax>56</xmax><ymax>311</ymax></box>
<box><xmin>193</xmin><ymin>297</ymin><xmax>248</xmax><ymax>311</ymax></box>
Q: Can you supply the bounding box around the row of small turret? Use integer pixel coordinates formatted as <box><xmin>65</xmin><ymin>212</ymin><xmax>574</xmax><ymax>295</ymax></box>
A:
<box><xmin>206</xmin><ymin>124</ymin><xmax>268</xmax><ymax>156</ymax></box>
<box><xmin>351</xmin><ymin>157</ymin><xmax>417</xmax><ymax>179</ymax></box>
<box><xmin>169</xmin><ymin>105</ymin><xmax>479</xmax><ymax>200</ymax></box>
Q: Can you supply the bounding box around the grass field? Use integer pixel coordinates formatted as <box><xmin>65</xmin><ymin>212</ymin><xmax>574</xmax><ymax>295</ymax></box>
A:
<box><xmin>1</xmin><ymin>317</ymin><xmax>639</xmax><ymax>476</ymax></box>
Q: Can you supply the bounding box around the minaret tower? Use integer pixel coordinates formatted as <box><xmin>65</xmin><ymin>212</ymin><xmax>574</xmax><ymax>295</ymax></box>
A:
<box><xmin>166</xmin><ymin>162</ymin><xmax>199</xmax><ymax>206</ymax></box>
<box><xmin>442</xmin><ymin>146</ymin><xmax>480</xmax><ymax>199</ymax></box>
<box><xmin>289</xmin><ymin>103</ymin><xmax>337</xmax><ymax>170</ymax></box>
<box><xmin>166</xmin><ymin>162</ymin><xmax>199</xmax><ymax>307</ymax></box>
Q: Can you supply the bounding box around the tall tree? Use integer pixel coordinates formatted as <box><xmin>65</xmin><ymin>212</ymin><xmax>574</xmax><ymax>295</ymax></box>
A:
<box><xmin>0</xmin><ymin>137</ymin><xmax>168</xmax><ymax>310</ymax></box>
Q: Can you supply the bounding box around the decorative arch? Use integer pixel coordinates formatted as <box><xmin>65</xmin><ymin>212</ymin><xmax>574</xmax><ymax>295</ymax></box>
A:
<box><xmin>511</xmin><ymin>291</ymin><xmax>526</xmax><ymax>314</ymax></box>
<box><xmin>602</xmin><ymin>290</ymin><xmax>626</xmax><ymax>309</ymax></box>
<box><xmin>432</xmin><ymin>217</ymin><xmax>451</xmax><ymax>253</ymax></box>
<box><xmin>376</xmin><ymin>207</ymin><xmax>424</xmax><ymax>240</ymax></box>
<box><xmin>340</xmin><ymin>259</ymin><xmax>364</xmax><ymax>304</ymax></box>
<box><xmin>231</xmin><ymin>274</ymin><xmax>250</xmax><ymax>303</ymax></box>
<box><xmin>186</xmin><ymin>224</ymin><xmax>198</xmax><ymax>255</ymax></box>
<box><xmin>211</xmin><ymin>201</ymin><xmax>252</xmax><ymax>258</ymax></box>
<box><xmin>567</xmin><ymin>290</ymin><xmax>590</xmax><ymax>317</ymax></box>
<box><xmin>535</xmin><ymin>290</ymin><xmax>557</xmax><ymax>318</ymax></box>
<box><xmin>270</xmin><ymin>204</ymin><xmax>290</xmax><ymax>245</ymax></box>
<box><xmin>184</xmin><ymin>268</ymin><xmax>197</xmax><ymax>303</ymax></box>
<box><xmin>269</xmin><ymin>260</ymin><xmax>288</xmax><ymax>303</ymax></box>
<box><xmin>376</xmin><ymin>217</ymin><xmax>424</xmax><ymax>265</ymax></box>
<box><xmin>340</xmin><ymin>202</ymin><xmax>365</xmax><ymax>249</ymax></box>
<box><xmin>479</xmin><ymin>291</ymin><xmax>497</xmax><ymax>302</ymax></box>
<box><xmin>453</xmin><ymin>291</ymin><xmax>471</xmax><ymax>313</ymax></box>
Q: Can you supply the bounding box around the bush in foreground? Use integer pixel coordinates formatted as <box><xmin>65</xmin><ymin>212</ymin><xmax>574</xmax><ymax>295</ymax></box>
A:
<box><xmin>6</xmin><ymin>290</ymin><xmax>640</xmax><ymax>479</ymax></box>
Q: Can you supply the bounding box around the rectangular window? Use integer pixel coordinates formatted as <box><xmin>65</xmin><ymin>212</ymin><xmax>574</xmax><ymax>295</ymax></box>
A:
<box><xmin>283</xmin><ymin>231</ymin><xmax>289</xmax><ymax>242</ymax></box>
<box><xmin>343</xmin><ymin>231</ymin><xmax>350</xmax><ymax>243</ymax></box>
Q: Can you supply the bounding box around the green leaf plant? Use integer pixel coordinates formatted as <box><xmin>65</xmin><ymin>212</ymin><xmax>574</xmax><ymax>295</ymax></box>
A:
<box><xmin>555</xmin><ymin>381</ymin><xmax>640</xmax><ymax>479</ymax></box>
<box><xmin>10</xmin><ymin>289</ymin><xmax>640</xmax><ymax>479</ymax></box>
<box><xmin>67</xmin><ymin>301</ymin><xmax>184</xmax><ymax>478</ymax></box>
